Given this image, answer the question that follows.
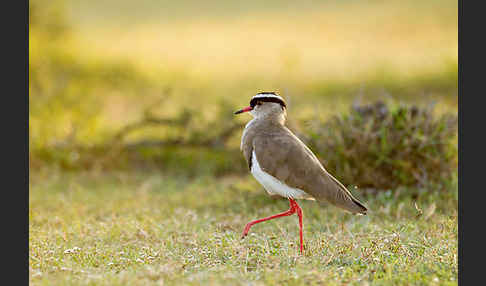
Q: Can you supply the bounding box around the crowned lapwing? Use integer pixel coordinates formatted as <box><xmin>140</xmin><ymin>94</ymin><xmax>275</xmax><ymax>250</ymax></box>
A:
<box><xmin>235</xmin><ymin>92</ymin><xmax>368</xmax><ymax>254</ymax></box>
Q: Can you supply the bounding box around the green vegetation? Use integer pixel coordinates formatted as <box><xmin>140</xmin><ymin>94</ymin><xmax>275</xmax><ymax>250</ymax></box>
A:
<box><xmin>30</xmin><ymin>171</ymin><xmax>457</xmax><ymax>285</ymax></box>
<box><xmin>30</xmin><ymin>0</ymin><xmax>458</xmax><ymax>284</ymax></box>
<box><xmin>31</xmin><ymin>100</ymin><xmax>458</xmax><ymax>193</ymax></box>
<box><xmin>29</xmin><ymin>0</ymin><xmax>458</xmax><ymax>165</ymax></box>
<box><xmin>304</xmin><ymin>101</ymin><xmax>458</xmax><ymax>190</ymax></box>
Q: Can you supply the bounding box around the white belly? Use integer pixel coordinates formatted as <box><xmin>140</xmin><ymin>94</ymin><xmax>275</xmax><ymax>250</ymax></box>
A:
<box><xmin>250</xmin><ymin>150</ymin><xmax>314</xmax><ymax>200</ymax></box>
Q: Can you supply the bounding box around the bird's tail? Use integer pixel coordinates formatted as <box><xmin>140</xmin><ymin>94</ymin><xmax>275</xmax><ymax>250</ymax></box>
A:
<box><xmin>319</xmin><ymin>171</ymin><xmax>368</xmax><ymax>215</ymax></box>
<box><xmin>350</xmin><ymin>196</ymin><xmax>368</xmax><ymax>215</ymax></box>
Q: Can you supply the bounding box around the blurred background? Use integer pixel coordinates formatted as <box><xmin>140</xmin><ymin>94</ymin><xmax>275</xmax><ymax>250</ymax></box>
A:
<box><xmin>29</xmin><ymin>3</ymin><xmax>458</xmax><ymax>282</ymax></box>
<box><xmin>29</xmin><ymin>0</ymin><xmax>457</xmax><ymax>190</ymax></box>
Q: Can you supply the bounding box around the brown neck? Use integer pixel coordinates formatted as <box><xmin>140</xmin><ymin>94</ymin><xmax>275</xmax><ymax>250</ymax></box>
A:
<box><xmin>253</xmin><ymin>111</ymin><xmax>286</xmax><ymax>126</ymax></box>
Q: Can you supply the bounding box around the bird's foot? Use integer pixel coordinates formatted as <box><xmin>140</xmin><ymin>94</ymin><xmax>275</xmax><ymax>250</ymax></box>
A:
<box><xmin>240</xmin><ymin>223</ymin><xmax>252</xmax><ymax>239</ymax></box>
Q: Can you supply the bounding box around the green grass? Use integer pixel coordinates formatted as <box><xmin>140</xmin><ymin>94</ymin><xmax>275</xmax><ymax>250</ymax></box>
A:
<box><xmin>29</xmin><ymin>1</ymin><xmax>458</xmax><ymax>283</ymax></box>
<box><xmin>29</xmin><ymin>170</ymin><xmax>457</xmax><ymax>285</ymax></box>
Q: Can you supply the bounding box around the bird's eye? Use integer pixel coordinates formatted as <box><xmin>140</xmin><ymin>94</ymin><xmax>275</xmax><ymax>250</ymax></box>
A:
<box><xmin>256</xmin><ymin>101</ymin><xmax>262</xmax><ymax>106</ymax></box>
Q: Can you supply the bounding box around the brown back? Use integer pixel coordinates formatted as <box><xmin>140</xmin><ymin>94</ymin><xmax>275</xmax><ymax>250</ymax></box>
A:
<box><xmin>242</xmin><ymin>119</ymin><xmax>367</xmax><ymax>214</ymax></box>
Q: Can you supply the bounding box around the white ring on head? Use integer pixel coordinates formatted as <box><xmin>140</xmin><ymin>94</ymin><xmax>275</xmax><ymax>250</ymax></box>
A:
<box><xmin>252</xmin><ymin>93</ymin><xmax>284</xmax><ymax>102</ymax></box>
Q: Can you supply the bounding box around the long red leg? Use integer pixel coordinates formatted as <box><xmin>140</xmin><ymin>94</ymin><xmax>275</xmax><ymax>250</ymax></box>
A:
<box><xmin>241</xmin><ymin>198</ymin><xmax>304</xmax><ymax>254</ymax></box>
<box><xmin>293</xmin><ymin>200</ymin><xmax>304</xmax><ymax>254</ymax></box>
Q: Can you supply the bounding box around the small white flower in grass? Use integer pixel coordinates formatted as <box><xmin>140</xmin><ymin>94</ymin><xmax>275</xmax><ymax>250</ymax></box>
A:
<box><xmin>32</xmin><ymin>271</ymin><xmax>42</xmax><ymax>277</ymax></box>
<box><xmin>64</xmin><ymin>247</ymin><xmax>81</xmax><ymax>254</ymax></box>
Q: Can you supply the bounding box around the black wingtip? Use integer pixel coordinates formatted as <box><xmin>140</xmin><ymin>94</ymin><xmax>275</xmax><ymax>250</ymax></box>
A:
<box><xmin>353</xmin><ymin>198</ymin><xmax>368</xmax><ymax>215</ymax></box>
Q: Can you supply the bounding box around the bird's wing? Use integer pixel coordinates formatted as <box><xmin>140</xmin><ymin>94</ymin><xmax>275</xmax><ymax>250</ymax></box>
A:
<box><xmin>241</xmin><ymin>128</ymin><xmax>255</xmax><ymax>171</ymax></box>
<box><xmin>252</xmin><ymin>129</ymin><xmax>367</xmax><ymax>214</ymax></box>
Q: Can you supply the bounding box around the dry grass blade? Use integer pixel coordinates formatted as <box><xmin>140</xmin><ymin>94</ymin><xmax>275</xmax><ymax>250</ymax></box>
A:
<box><xmin>414</xmin><ymin>202</ymin><xmax>423</xmax><ymax>218</ymax></box>
<box><xmin>424</xmin><ymin>203</ymin><xmax>437</xmax><ymax>220</ymax></box>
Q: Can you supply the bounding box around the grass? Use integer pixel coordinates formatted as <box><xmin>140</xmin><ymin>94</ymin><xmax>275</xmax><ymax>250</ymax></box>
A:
<box><xmin>29</xmin><ymin>170</ymin><xmax>457</xmax><ymax>285</ymax></box>
<box><xmin>30</xmin><ymin>1</ymin><xmax>458</xmax><ymax>284</ymax></box>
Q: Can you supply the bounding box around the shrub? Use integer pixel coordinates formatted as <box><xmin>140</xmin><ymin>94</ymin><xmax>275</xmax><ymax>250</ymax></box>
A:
<box><xmin>303</xmin><ymin>101</ymin><xmax>457</xmax><ymax>190</ymax></box>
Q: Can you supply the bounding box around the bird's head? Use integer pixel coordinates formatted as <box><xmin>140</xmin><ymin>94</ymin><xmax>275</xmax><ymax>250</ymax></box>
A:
<box><xmin>234</xmin><ymin>92</ymin><xmax>287</xmax><ymax>121</ymax></box>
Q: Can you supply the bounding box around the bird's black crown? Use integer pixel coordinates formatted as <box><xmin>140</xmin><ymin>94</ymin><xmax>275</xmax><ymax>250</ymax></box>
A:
<box><xmin>250</xmin><ymin>92</ymin><xmax>286</xmax><ymax>108</ymax></box>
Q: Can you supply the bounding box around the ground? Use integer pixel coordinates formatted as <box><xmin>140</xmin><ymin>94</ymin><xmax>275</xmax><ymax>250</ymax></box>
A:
<box><xmin>29</xmin><ymin>170</ymin><xmax>457</xmax><ymax>285</ymax></box>
<box><xmin>29</xmin><ymin>1</ymin><xmax>458</xmax><ymax>284</ymax></box>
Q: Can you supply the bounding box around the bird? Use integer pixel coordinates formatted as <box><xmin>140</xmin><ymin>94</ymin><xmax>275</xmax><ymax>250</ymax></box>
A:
<box><xmin>234</xmin><ymin>92</ymin><xmax>368</xmax><ymax>254</ymax></box>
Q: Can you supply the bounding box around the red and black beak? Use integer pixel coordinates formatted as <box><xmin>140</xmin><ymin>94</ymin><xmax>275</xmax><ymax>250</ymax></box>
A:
<box><xmin>234</xmin><ymin>106</ymin><xmax>253</xmax><ymax>115</ymax></box>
